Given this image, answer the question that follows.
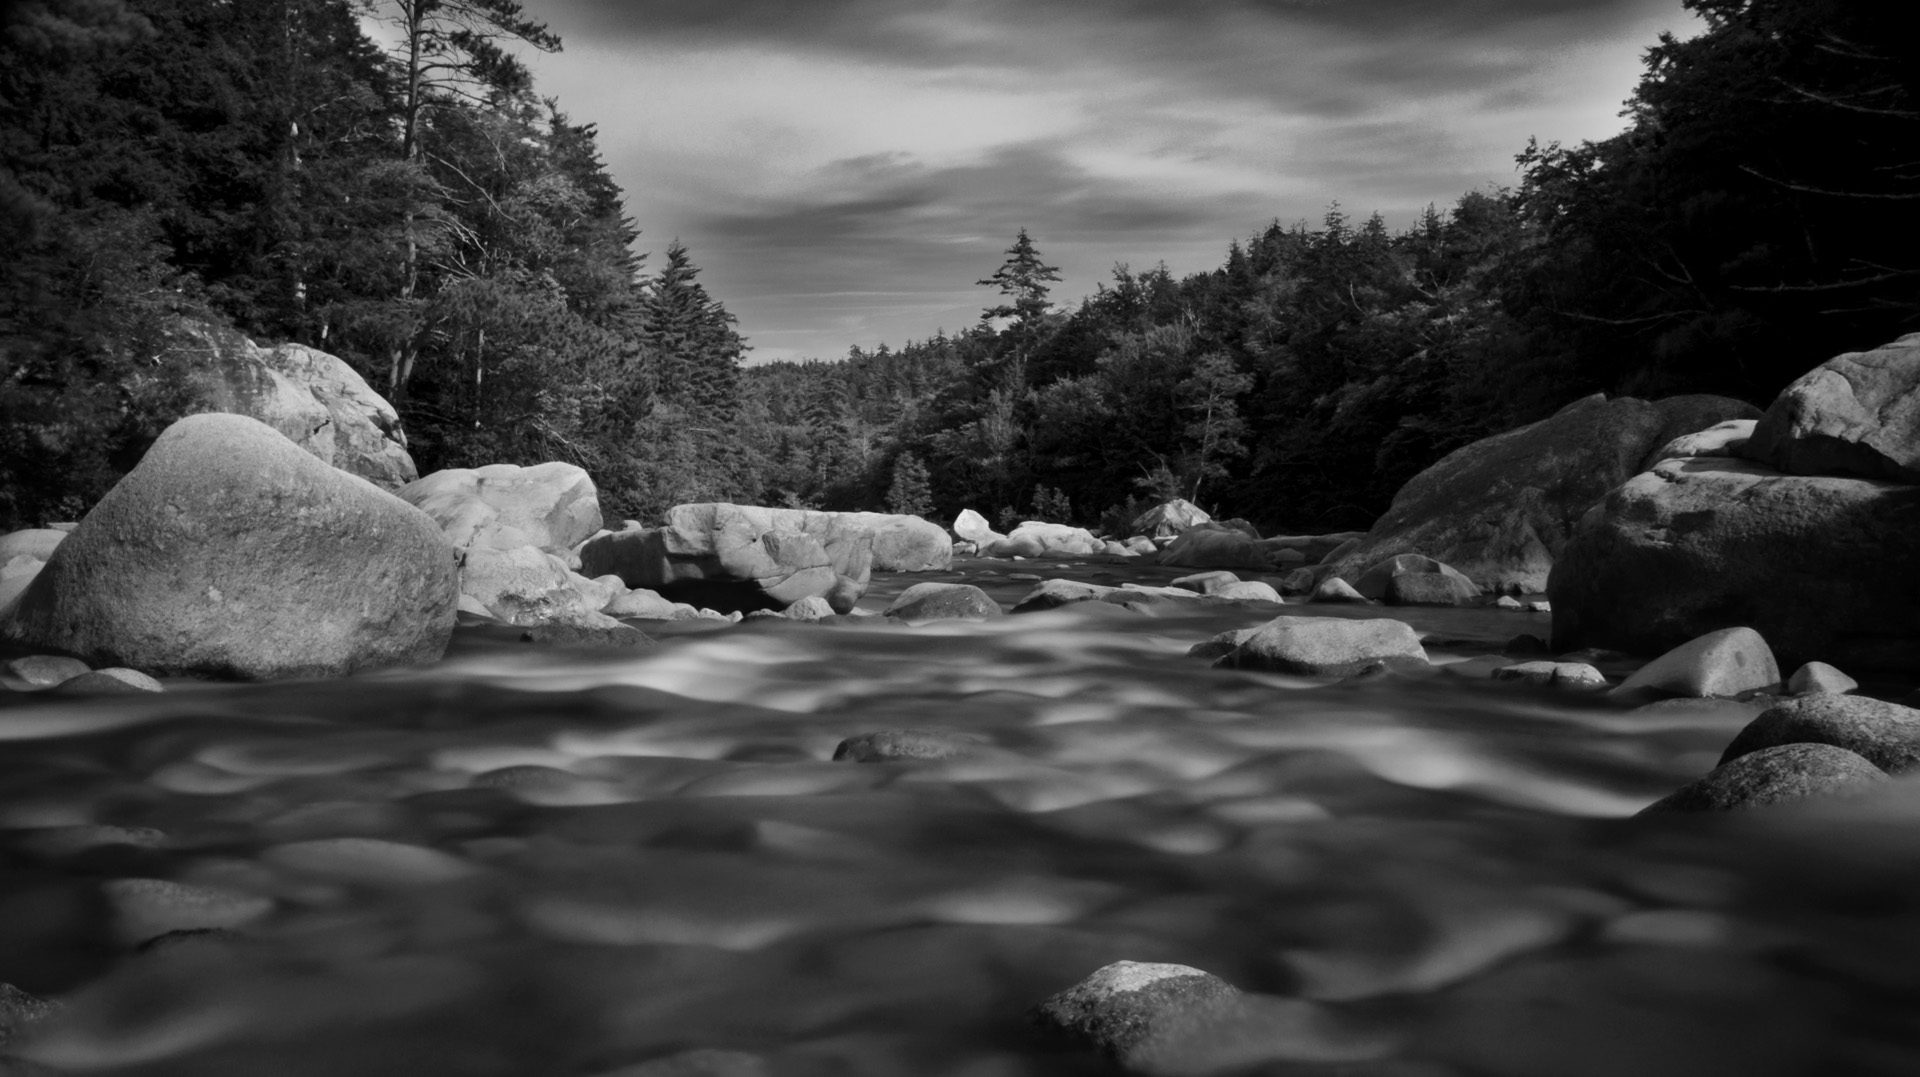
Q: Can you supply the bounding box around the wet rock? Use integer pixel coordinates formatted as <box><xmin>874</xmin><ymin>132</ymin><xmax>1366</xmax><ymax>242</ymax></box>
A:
<box><xmin>1131</xmin><ymin>499</ymin><xmax>1211</xmax><ymax>540</ymax></box>
<box><xmin>1639</xmin><ymin>743</ymin><xmax>1886</xmax><ymax>814</ymax></box>
<box><xmin>518</xmin><ymin>618</ymin><xmax>654</xmax><ymax>649</ymax></box>
<box><xmin>983</xmin><ymin>521</ymin><xmax>1105</xmax><ymax>559</ymax></box>
<box><xmin>1010</xmin><ymin>579</ymin><xmax>1119</xmax><ymax>613</ymax></box>
<box><xmin>832</xmin><ymin>729</ymin><xmax>985</xmax><ymax>762</ymax></box>
<box><xmin>102</xmin><ymin>877</ymin><xmax>273</xmax><ymax>944</ymax></box>
<box><xmin>1156</xmin><ymin>528</ymin><xmax>1270</xmax><ymax>570</ymax></box>
<box><xmin>1</xmin><ymin>982</ymin><xmax>59</xmax><ymax>1048</ymax></box>
<box><xmin>1170</xmin><ymin>571</ymin><xmax>1240</xmax><ymax>594</ymax></box>
<box><xmin>1652</xmin><ymin>418</ymin><xmax>1756</xmax><ymax>462</ymax></box>
<box><xmin>397</xmin><ymin>461</ymin><xmax>601</xmax><ymax>553</ymax></box>
<box><xmin>3</xmin><ymin>655</ymin><xmax>90</xmax><ymax>688</ymax></box>
<box><xmin>1492</xmin><ymin>661</ymin><xmax>1608</xmax><ymax>690</ymax></box>
<box><xmin>1744</xmin><ymin>332</ymin><xmax>1920</xmax><ymax>482</ymax></box>
<box><xmin>1188</xmin><ymin>628</ymin><xmax>1259</xmax><ymax>660</ymax></box>
<box><xmin>1719</xmin><ymin>695</ymin><xmax>1920</xmax><ymax>774</ymax></box>
<box><xmin>1349</xmin><ymin>554</ymin><xmax>1479</xmax><ymax>601</ymax></box>
<box><xmin>884</xmin><ymin>582</ymin><xmax>1001</xmax><ymax>622</ymax></box>
<box><xmin>1310</xmin><ymin>578</ymin><xmax>1369</xmax><ymax>604</ymax></box>
<box><xmin>1031</xmin><ymin>960</ymin><xmax>1240</xmax><ymax>1064</ymax></box>
<box><xmin>0</xmin><ymin>413</ymin><xmax>457</xmax><ymax>680</ymax></box>
<box><xmin>1323</xmin><ymin>392</ymin><xmax>1758</xmax><ymax>592</ymax></box>
<box><xmin>50</xmin><ymin>668</ymin><xmax>162</xmax><ymax>694</ymax></box>
<box><xmin>1384</xmin><ymin>570</ymin><xmax>1479</xmax><ymax>607</ymax></box>
<box><xmin>782</xmin><ymin>596</ymin><xmax>836</xmax><ymax>621</ymax></box>
<box><xmin>1495</xmin><ymin>595</ymin><xmax>1523</xmax><ymax>610</ymax></box>
<box><xmin>580</xmin><ymin>504</ymin><xmax>877</xmax><ymax>613</ymax></box>
<box><xmin>1612</xmin><ymin>627</ymin><xmax>1781</xmax><ymax>700</ymax></box>
<box><xmin>1786</xmin><ymin>661</ymin><xmax>1857</xmax><ymax>696</ymax></box>
<box><xmin>1211</xmin><ymin>580</ymin><xmax>1283</xmax><ymax>603</ymax></box>
<box><xmin>1214</xmin><ymin>616</ymin><xmax>1428</xmax><ymax>677</ymax></box>
<box><xmin>1548</xmin><ymin>456</ymin><xmax>1920</xmax><ymax>673</ymax></box>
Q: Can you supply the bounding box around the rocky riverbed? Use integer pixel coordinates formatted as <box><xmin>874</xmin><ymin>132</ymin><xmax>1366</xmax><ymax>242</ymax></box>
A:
<box><xmin>7</xmin><ymin>559</ymin><xmax>1920</xmax><ymax>1076</ymax></box>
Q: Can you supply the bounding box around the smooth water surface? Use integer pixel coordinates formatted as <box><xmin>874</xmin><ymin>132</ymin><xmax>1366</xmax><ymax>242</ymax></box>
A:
<box><xmin>5</xmin><ymin>561</ymin><xmax>1920</xmax><ymax>1076</ymax></box>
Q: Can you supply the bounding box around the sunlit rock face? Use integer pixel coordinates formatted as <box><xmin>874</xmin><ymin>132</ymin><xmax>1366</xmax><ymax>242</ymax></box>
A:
<box><xmin>167</xmin><ymin>319</ymin><xmax>417</xmax><ymax>487</ymax></box>
<box><xmin>1744</xmin><ymin>333</ymin><xmax>1920</xmax><ymax>482</ymax></box>
<box><xmin>0</xmin><ymin>413</ymin><xmax>457</xmax><ymax>679</ymax></box>
<box><xmin>398</xmin><ymin>463</ymin><xmax>603</xmax><ymax>554</ymax></box>
<box><xmin>579</xmin><ymin>503</ymin><xmax>898</xmax><ymax>613</ymax></box>
<box><xmin>1549</xmin><ymin>457</ymin><xmax>1920</xmax><ymax>672</ymax></box>
<box><xmin>1326</xmin><ymin>393</ymin><xmax>1759</xmax><ymax>593</ymax></box>
<box><xmin>1131</xmin><ymin>499</ymin><xmax>1211</xmax><ymax>540</ymax></box>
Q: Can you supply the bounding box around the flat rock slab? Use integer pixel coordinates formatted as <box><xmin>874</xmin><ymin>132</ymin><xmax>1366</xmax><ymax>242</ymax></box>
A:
<box><xmin>1612</xmin><ymin>627</ymin><xmax>1780</xmax><ymax>700</ymax></box>
<box><xmin>1719</xmin><ymin>695</ymin><xmax>1920</xmax><ymax>774</ymax></box>
<box><xmin>1214</xmin><ymin>616</ymin><xmax>1428</xmax><ymax>677</ymax></box>
<box><xmin>1639</xmin><ymin>743</ymin><xmax>1886</xmax><ymax>814</ymax></box>
<box><xmin>1492</xmin><ymin>661</ymin><xmax>1608</xmax><ymax>690</ymax></box>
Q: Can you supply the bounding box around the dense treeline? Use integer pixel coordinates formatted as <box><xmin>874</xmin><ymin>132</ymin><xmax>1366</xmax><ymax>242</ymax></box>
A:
<box><xmin>743</xmin><ymin>0</ymin><xmax>1918</xmax><ymax>533</ymax></box>
<box><xmin>0</xmin><ymin>0</ymin><xmax>749</xmax><ymax>527</ymax></box>
<box><xmin>4</xmin><ymin>0</ymin><xmax>1914</xmax><ymax>535</ymax></box>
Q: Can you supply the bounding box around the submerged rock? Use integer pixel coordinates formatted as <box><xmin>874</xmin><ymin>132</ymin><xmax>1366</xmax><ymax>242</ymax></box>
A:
<box><xmin>0</xmin><ymin>413</ymin><xmax>457</xmax><ymax>679</ymax></box>
<box><xmin>1720</xmin><ymin>695</ymin><xmax>1920</xmax><ymax>775</ymax></box>
<box><xmin>1639</xmin><ymin>743</ymin><xmax>1886</xmax><ymax>814</ymax></box>
<box><xmin>1214</xmin><ymin>616</ymin><xmax>1428</xmax><ymax>677</ymax></box>
<box><xmin>1612</xmin><ymin>627</ymin><xmax>1781</xmax><ymax>700</ymax></box>
<box><xmin>953</xmin><ymin>508</ymin><xmax>1002</xmax><ymax>547</ymax></box>
<box><xmin>832</xmin><ymin>729</ymin><xmax>985</xmax><ymax>762</ymax></box>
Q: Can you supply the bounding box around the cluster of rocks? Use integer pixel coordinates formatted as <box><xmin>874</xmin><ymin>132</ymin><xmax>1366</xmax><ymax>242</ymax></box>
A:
<box><xmin>953</xmin><ymin>500</ymin><xmax>1361</xmax><ymax>575</ymax></box>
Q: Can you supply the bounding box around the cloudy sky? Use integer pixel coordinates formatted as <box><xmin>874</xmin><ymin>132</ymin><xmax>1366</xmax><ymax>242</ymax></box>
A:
<box><xmin>520</xmin><ymin>0</ymin><xmax>1700</xmax><ymax>363</ymax></box>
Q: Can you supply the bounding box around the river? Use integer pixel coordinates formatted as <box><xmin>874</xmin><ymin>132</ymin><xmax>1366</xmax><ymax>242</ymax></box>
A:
<box><xmin>4</xmin><ymin>559</ymin><xmax>1920</xmax><ymax>1076</ymax></box>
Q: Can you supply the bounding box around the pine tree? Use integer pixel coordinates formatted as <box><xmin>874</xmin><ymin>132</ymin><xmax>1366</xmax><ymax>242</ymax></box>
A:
<box><xmin>640</xmin><ymin>239</ymin><xmax>745</xmax><ymax>420</ymax></box>
<box><xmin>977</xmin><ymin>227</ymin><xmax>1060</xmax><ymax>332</ymax></box>
<box><xmin>885</xmin><ymin>452</ymin><xmax>934</xmax><ymax>517</ymax></box>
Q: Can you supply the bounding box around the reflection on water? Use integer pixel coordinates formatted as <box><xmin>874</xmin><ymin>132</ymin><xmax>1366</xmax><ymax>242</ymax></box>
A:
<box><xmin>4</xmin><ymin>562</ymin><xmax>1920</xmax><ymax>1075</ymax></box>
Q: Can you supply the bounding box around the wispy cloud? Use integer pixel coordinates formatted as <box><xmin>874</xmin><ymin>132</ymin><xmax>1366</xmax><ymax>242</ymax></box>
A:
<box><xmin>525</xmin><ymin>0</ymin><xmax>1696</xmax><ymax>360</ymax></box>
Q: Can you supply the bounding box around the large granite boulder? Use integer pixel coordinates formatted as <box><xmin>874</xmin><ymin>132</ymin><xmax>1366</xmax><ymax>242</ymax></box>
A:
<box><xmin>0</xmin><ymin>529</ymin><xmax>65</xmax><ymax>563</ymax></box>
<box><xmin>1720</xmin><ymin>695</ymin><xmax>1920</xmax><ymax>775</ymax></box>
<box><xmin>1156</xmin><ymin>526</ymin><xmax>1272</xmax><ymax>570</ymax></box>
<box><xmin>1744</xmin><ymin>333</ymin><xmax>1920</xmax><ymax>483</ymax></box>
<box><xmin>459</xmin><ymin>545</ymin><xmax>606</xmax><ymax>625</ymax></box>
<box><xmin>953</xmin><ymin>509</ymin><xmax>1002</xmax><ymax>547</ymax></box>
<box><xmin>398</xmin><ymin>462</ymin><xmax>602</xmax><ymax>554</ymax></box>
<box><xmin>821</xmin><ymin>511</ymin><xmax>951</xmax><ymax>571</ymax></box>
<box><xmin>172</xmin><ymin>319</ymin><xmax>416</xmax><ymax>487</ymax></box>
<box><xmin>1326</xmin><ymin>393</ymin><xmax>1760</xmax><ymax>592</ymax></box>
<box><xmin>1131</xmin><ymin>499</ymin><xmax>1211</xmax><ymax>540</ymax></box>
<box><xmin>0</xmin><ymin>414</ymin><xmax>457</xmax><ymax>679</ymax></box>
<box><xmin>579</xmin><ymin>503</ymin><xmax>876</xmax><ymax>613</ymax></box>
<box><xmin>980</xmin><ymin>521</ymin><xmax>1104</xmax><ymax>559</ymax></box>
<box><xmin>1549</xmin><ymin>457</ymin><xmax>1920</xmax><ymax>672</ymax></box>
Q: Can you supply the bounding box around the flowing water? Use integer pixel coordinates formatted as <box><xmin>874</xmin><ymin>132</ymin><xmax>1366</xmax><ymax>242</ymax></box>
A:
<box><xmin>5</xmin><ymin>561</ymin><xmax>1920</xmax><ymax>1076</ymax></box>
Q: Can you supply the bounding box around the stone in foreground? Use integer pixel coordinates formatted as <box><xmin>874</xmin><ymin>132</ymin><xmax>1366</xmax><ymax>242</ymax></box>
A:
<box><xmin>1214</xmin><ymin>616</ymin><xmax>1428</xmax><ymax>677</ymax></box>
<box><xmin>1719</xmin><ymin>695</ymin><xmax>1920</xmax><ymax>775</ymax></box>
<box><xmin>1611</xmin><ymin>627</ymin><xmax>1780</xmax><ymax>700</ymax></box>
<box><xmin>4</xmin><ymin>654</ymin><xmax>90</xmax><ymax>688</ymax></box>
<box><xmin>1638</xmin><ymin>743</ymin><xmax>1886</xmax><ymax>815</ymax></box>
<box><xmin>0</xmin><ymin>414</ymin><xmax>457</xmax><ymax>680</ymax></box>
<box><xmin>1032</xmin><ymin>960</ymin><xmax>1239</xmax><ymax>1063</ymax></box>
<box><xmin>832</xmin><ymin>729</ymin><xmax>985</xmax><ymax>762</ymax></box>
<box><xmin>884</xmin><ymin>582</ymin><xmax>1001</xmax><ymax>622</ymax></box>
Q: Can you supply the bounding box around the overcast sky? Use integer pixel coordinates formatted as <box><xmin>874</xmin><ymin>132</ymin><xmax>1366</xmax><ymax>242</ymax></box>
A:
<box><xmin>520</xmin><ymin>0</ymin><xmax>1700</xmax><ymax>363</ymax></box>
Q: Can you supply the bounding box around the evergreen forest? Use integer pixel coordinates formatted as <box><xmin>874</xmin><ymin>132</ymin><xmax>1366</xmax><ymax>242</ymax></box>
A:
<box><xmin>3</xmin><ymin>0</ymin><xmax>1914</xmax><ymax>535</ymax></box>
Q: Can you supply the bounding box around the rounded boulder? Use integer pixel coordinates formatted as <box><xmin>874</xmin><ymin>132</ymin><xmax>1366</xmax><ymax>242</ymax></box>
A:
<box><xmin>0</xmin><ymin>413</ymin><xmax>458</xmax><ymax>679</ymax></box>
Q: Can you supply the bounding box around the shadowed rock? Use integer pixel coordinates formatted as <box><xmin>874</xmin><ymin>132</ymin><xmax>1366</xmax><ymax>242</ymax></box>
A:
<box><xmin>1720</xmin><ymin>695</ymin><xmax>1920</xmax><ymax>774</ymax></box>
<box><xmin>832</xmin><ymin>729</ymin><xmax>985</xmax><ymax>762</ymax></box>
<box><xmin>1639</xmin><ymin>743</ymin><xmax>1886</xmax><ymax>814</ymax></box>
<box><xmin>1744</xmin><ymin>333</ymin><xmax>1920</xmax><ymax>482</ymax></box>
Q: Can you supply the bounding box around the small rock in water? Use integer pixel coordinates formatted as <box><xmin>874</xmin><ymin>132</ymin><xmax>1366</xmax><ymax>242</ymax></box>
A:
<box><xmin>102</xmin><ymin>877</ymin><xmax>273</xmax><ymax>944</ymax></box>
<box><xmin>1210</xmin><ymin>580</ymin><xmax>1283</xmax><ymax>603</ymax></box>
<box><xmin>1638</xmin><ymin>743</ymin><xmax>1886</xmax><ymax>815</ymax></box>
<box><xmin>1309</xmin><ymin>578</ymin><xmax>1368</xmax><ymax>604</ymax></box>
<box><xmin>4</xmin><ymin>654</ymin><xmax>91</xmax><ymax>688</ymax></box>
<box><xmin>1611</xmin><ymin>627</ymin><xmax>1780</xmax><ymax>700</ymax></box>
<box><xmin>51</xmin><ymin>668</ymin><xmax>163</xmax><ymax>694</ymax></box>
<box><xmin>2</xmin><ymin>981</ymin><xmax>60</xmax><ymax>1047</ymax></box>
<box><xmin>1170</xmin><ymin>570</ymin><xmax>1241</xmax><ymax>594</ymax></box>
<box><xmin>1718</xmin><ymin>695</ymin><xmax>1920</xmax><ymax>774</ymax></box>
<box><xmin>1503</xmin><ymin>634</ymin><xmax>1551</xmax><ymax>656</ymax></box>
<box><xmin>1009</xmin><ymin>578</ymin><xmax>1117</xmax><ymax>613</ymax></box>
<box><xmin>782</xmin><ymin>596</ymin><xmax>835</xmax><ymax>621</ymax></box>
<box><xmin>1031</xmin><ymin>960</ymin><xmax>1240</xmax><ymax>1063</ymax></box>
<box><xmin>1188</xmin><ymin>628</ymin><xmax>1258</xmax><ymax>661</ymax></box>
<box><xmin>1786</xmin><ymin>661</ymin><xmax>1857</xmax><ymax>695</ymax></box>
<box><xmin>832</xmin><ymin>729</ymin><xmax>985</xmax><ymax>762</ymax></box>
<box><xmin>1007</xmin><ymin>572</ymin><xmax>1042</xmax><ymax>581</ymax></box>
<box><xmin>1215</xmin><ymin>616</ymin><xmax>1428</xmax><ymax>677</ymax></box>
<box><xmin>1495</xmin><ymin>596</ymin><xmax>1524</xmax><ymax>610</ymax></box>
<box><xmin>1277</xmin><ymin>568</ymin><xmax>1317</xmax><ymax>596</ymax></box>
<box><xmin>1525</xmin><ymin>600</ymin><xmax>1552</xmax><ymax>613</ymax></box>
<box><xmin>518</xmin><ymin>616</ymin><xmax>654</xmax><ymax>649</ymax></box>
<box><xmin>1492</xmin><ymin>661</ymin><xmax>1608</xmax><ymax>690</ymax></box>
<box><xmin>884</xmin><ymin>582</ymin><xmax>1001</xmax><ymax>622</ymax></box>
